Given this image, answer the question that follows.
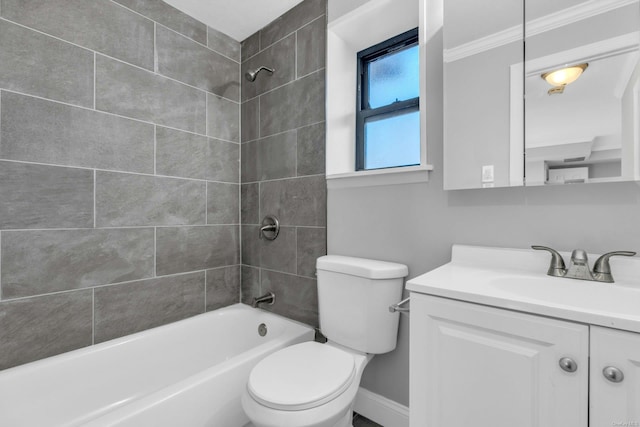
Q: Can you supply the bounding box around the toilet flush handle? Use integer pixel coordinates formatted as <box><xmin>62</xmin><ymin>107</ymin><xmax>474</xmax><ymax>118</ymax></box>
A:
<box><xmin>389</xmin><ymin>297</ymin><xmax>410</xmax><ymax>315</ymax></box>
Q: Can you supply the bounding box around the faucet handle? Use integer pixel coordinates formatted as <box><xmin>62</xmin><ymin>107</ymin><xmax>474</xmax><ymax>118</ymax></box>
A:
<box><xmin>593</xmin><ymin>251</ymin><xmax>636</xmax><ymax>283</ymax></box>
<box><xmin>532</xmin><ymin>245</ymin><xmax>567</xmax><ymax>277</ymax></box>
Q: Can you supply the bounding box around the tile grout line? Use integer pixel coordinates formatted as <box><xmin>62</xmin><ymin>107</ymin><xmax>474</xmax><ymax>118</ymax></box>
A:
<box><xmin>242</xmin><ymin>173</ymin><xmax>326</xmax><ymax>185</ymax></box>
<box><xmin>0</xmin><ymin>93</ymin><xmax>1</xmax><ymax>297</ymax></box>
<box><xmin>154</xmin><ymin>22</ymin><xmax>158</xmax><ymax>73</ymax></box>
<box><xmin>239</xmin><ymin>50</ymin><xmax>245</xmax><ymax>303</ymax></box>
<box><xmin>298</xmin><ymin>13</ymin><xmax>326</xmax><ymax>32</ymax></box>
<box><xmin>295</xmin><ymin>227</ymin><xmax>299</xmax><ymax>276</ymax></box>
<box><xmin>153</xmin><ymin>125</ymin><xmax>157</xmax><ymax>175</ymax></box>
<box><xmin>91</xmin><ymin>288</ymin><xmax>95</xmax><ymax>345</ymax></box>
<box><xmin>107</xmin><ymin>0</ymin><xmax>234</xmax><ymax>60</ymax></box>
<box><xmin>153</xmin><ymin>227</ymin><xmax>157</xmax><ymax>277</ymax></box>
<box><xmin>96</xmin><ymin>49</ymin><xmax>241</xmax><ymax>104</ymax></box>
<box><xmin>239</xmin><ymin>224</ymin><xmax>307</xmax><ymax>229</ymax></box>
<box><xmin>0</xmin><ymin>17</ymin><xmax>241</xmax><ymax>103</ymax></box>
<box><xmin>1</xmin><ymin>268</ymin><xmax>227</xmax><ymax>303</ymax></box>
<box><xmin>257</xmin><ymin>177</ymin><xmax>262</xmax><ymax>295</ymax></box>
<box><xmin>258</xmin><ymin>181</ymin><xmax>262</xmax><ymax>229</ymax></box>
<box><xmin>229</xmin><ymin>118</ymin><xmax>327</xmax><ymax>145</ymax></box>
<box><xmin>295</xmin><ymin>128</ymin><xmax>299</xmax><ymax>177</ymax></box>
<box><xmin>241</xmin><ymin>67</ymin><xmax>325</xmax><ymax>104</ymax></box>
<box><xmin>0</xmin><ymin>88</ymin><xmax>241</xmax><ymax>144</ymax></box>
<box><xmin>238</xmin><ymin>60</ymin><xmax>243</xmax><ymax>284</ymax></box>
<box><xmin>93</xmin><ymin>52</ymin><xmax>97</xmax><ymax>110</ymax></box>
<box><xmin>0</xmin><ymin>16</ymin><xmax>96</xmax><ymax>55</ymax></box>
<box><xmin>0</xmin><ymin>232</ymin><xmax>2</xmax><ymax>301</ymax></box>
<box><xmin>0</xmin><ymin>223</ymin><xmax>242</xmax><ymax>233</ymax></box>
<box><xmin>242</xmin><ymin>14</ymin><xmax>326</xmax><ymax>64</ymax></box>
<box><xmin>158</xmin><ymin>20</ymin><xmax>241</xmax><ymax>64</ymax></box>
<box><xmin>109</xmin><ymin>0</ymin><xmax>241</xmax><ymax>64</ymax></box>
<box><xmin>93</xmin><ymin>170</ymin><xmax>97</xmax><ymax>228</ymax></box>
<box><xmin>259</xmin><ymin>266</ymin><xmax>317</xmax><ymax>280</ymax></box>
<box><xmin>238</xmin><ymin>263</ymin><xmax>242</xmax><ymax>304</ymax></box>
<box><xmin>257</xmin><ymin>95</ymin><xmax>261</xmax><ymax>140</ymax></box>
<box><xmin>0</xmin><ymin>158</ymin><xmax>242</xmax><ymax>185</ymax></box>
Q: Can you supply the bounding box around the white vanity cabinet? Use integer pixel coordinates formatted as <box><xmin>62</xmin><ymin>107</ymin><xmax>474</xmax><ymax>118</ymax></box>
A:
<box><xmin>410</xmin><ymin>293</ymin><xmax>589</xmax><ymax>427</ymax></box>
<box><xmin>590</xmin><ymin>326</ymin><xmax>640</xmax><ymax>426</ymax></box>
<box><xmin>406</xmin><ymin>245</ymin><xmax>640</xmax><ymax>426</ymax></box>
<box><xmin>410</xmin><ymin>292</ymin><xmax>640</xmax><ymax>427</ymax></box>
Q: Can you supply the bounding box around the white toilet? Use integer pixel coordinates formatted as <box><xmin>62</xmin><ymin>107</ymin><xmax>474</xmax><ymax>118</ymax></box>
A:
<box><xmin>241</xmin><ymin>255</ymin><xmax>408</xmax><ymax>427</ymax></box>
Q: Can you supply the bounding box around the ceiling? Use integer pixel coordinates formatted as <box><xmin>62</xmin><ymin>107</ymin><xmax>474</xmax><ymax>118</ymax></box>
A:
<box><xmin>526</xmin><ymin>50</ymin><xmax>637</xmax><ymax>149</ymax></box>
<box><xmin>163</xmin><ymin>0</ymin><xmax>306</xmax><ymax>42</ymax></box>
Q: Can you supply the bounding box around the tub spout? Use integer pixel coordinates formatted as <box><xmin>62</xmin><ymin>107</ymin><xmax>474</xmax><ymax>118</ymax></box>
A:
<box><xmin>252</xmin><ymin>292</ymin><xmax>275</xmax><ymax>308</ymax></box>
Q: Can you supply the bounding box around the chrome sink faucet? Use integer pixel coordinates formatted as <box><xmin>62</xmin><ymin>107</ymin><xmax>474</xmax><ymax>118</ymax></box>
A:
<box><xmin>532</xmin><ymin>246</ymin><xmax>636</xmax><ymax>283</ymax></box>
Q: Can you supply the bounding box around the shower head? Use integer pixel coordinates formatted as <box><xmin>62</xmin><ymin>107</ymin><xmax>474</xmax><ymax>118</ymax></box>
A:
<box><xmin>245</xmin><ymin>66</ymin><xmax>275</xmax><ymax>82</ymax></box>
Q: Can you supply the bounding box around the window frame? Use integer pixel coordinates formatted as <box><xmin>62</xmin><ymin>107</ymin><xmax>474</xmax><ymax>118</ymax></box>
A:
<box><xmin>356</xmin><ymin>27</ymin><xmax>420</xmax><ymax>171</ymax></box>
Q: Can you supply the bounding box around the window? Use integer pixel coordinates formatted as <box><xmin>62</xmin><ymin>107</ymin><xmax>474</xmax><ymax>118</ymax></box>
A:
<box><xmin>356</xmin><ymin>28</ymin><xmax>420</xmax><ymax>171</ymax></box>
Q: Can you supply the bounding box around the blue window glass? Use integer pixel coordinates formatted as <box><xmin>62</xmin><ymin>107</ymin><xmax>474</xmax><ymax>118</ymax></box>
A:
<box><xmin>368</xmin><ymin>45</ymin><xmax>420</xmax><ymax>109</ymax></box>
<box><xmin>357</xmin><ymin>28</ymin><xmax>420</xmax><ymax>171</ymax></box>
<box><xmin>364</xmin><ymin>110</ymin><xmax>420</xmax><ymax>169</ymax></box>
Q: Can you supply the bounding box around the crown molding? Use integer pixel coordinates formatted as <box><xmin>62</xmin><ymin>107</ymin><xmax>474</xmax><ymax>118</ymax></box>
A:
<box><xmin>524</xmin><ymin>32</ymin><xmax>639</xmax><ymax>75</ymax></box>
<box><xmin>444</xmin><ymin>25</ymin><xmax>521</xmax><ymax>63</ymax></box>
<box><xmin>444</xmin><ymin>0</ymin><xmax>638</xmax><ymax>62</ymax></box>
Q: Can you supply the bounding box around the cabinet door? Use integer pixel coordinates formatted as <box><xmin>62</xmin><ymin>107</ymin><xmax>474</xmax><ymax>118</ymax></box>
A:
<box><xmin>410</xmin><ymin>293</ymin><xmax>589</xmax><ymax>427</ymax></box>
<box><xmin>590</xmin><ymin>326</ymin><xmax>640</xmax><ymax>426</ymax></box>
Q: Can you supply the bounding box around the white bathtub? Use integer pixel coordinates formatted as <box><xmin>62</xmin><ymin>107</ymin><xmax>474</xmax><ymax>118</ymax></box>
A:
<box><xmin>0</xmin><ymin>303</ymin><xmax>314</xmax><ymax>427</ymax></box>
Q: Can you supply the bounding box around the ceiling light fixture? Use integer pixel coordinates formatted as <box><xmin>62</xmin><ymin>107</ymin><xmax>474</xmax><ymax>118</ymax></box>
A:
<box><xmin>541</xmin><ymin>63</ymin><xmax>588</xmax><ymax>95</ymax></box>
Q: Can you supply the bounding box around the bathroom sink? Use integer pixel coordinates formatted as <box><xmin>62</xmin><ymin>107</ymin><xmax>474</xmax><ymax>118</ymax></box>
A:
<box><xmin>407</xmin><ymin>245</ymin><xmax>640</xmax><ymax>333</ymax></box>
<box><xmin>488</xmin><ymin>276</ymin><xmax>640</xmax><ymax>316</ymax></box>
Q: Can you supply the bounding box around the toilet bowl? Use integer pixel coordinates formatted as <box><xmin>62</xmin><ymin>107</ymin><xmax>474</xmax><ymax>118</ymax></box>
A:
<box><xmin>241</xmin><ymin>341</ymin><xmax>372</xmax><ymax>427</ymax></box>
<box><xmin>242</xmin><ymin>255</ymin><xmax>408</xmax><ymax>427</ymax></box>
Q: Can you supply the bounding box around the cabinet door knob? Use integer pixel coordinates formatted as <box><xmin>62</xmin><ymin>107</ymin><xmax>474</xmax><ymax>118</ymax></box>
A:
<box><xmin>559</xmin><ymin>357</ymin><xmax>578</xmax><ymax>373</ymax></box>
<box><xmin>602</xmin><ymin>366</ymin><xmax>624</xmax><ymax>383</ymax></box>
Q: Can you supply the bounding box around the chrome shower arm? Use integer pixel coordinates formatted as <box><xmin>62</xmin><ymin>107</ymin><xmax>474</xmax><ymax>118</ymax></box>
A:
<box><xmin>245</xmin><ymin>66</ymin><xmax>275</xmax><ymax>82</ymax></box>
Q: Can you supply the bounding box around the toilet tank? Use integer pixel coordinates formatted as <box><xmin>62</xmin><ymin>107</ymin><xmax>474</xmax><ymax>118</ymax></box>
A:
<box><xmin>316</xmin><ymin>255</ymin><xmax>408</xmax><ymax>354</ymax></box>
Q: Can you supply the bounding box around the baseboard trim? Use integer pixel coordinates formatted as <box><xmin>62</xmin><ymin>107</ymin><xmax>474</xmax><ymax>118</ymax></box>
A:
<box><xmin>353</xmin><ymin>387</ymin><xmax>409</xmax><ymax>427</ymax></box>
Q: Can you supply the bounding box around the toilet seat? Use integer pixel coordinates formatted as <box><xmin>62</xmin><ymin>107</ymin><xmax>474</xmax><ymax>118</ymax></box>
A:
<box><xmin>247</xmin><ymin>342</ymin><xmax>356</xmax><ymax>411</ymax></box>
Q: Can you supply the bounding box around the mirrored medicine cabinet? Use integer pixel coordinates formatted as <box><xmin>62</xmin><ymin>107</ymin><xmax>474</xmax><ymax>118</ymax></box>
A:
<box><xmin>443</xmin><ymin>0</ymin><xmax>640</xmax><ymax>190</ymax></box>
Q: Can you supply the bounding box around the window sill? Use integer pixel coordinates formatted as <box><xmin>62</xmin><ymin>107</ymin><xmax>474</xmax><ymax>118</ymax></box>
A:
<box><xmin>326</xmin><ymin>165</ymin><xmax>433</xmax><ymax>189</ymax></box>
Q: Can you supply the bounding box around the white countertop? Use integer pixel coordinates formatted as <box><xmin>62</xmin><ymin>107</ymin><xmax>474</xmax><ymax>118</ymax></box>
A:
<box><xmin>407</xmin><ymin>245</ymin><xmax>640</xmax><ymax>333</ymax></box>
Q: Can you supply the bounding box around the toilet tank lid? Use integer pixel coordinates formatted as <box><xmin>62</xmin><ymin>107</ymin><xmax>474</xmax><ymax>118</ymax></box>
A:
<box><xmin>316</xmin><ymin>255</ymin><xmax>408</xmax><ymax>279</ymax></box>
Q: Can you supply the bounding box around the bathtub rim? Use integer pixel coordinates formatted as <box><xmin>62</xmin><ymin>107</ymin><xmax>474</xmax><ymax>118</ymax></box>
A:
<box><xmin>0</xmin><ymin>302</ymin><xmax>314</xmax><ymax>378</ymax></box>
<box><xmin>0</xmin><ymin>303</ymin><xmax>316</xmax><ymax>427</ymax></box>
<box><xmin>79</xmin><ymin>312</ymin><xmax>315</xmax><ymax>426</ymax></box>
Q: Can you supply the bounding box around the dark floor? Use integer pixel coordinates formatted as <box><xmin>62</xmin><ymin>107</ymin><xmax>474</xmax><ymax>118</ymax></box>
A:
<box><xmin>353</xmin><ymin>412</ymin><xmax>383</xmax><ymax>427</ymax></box>
<box><xmin>245</xmin><ymin>412</ymin><xmax>382</xmax><ymax>427</ymax></box>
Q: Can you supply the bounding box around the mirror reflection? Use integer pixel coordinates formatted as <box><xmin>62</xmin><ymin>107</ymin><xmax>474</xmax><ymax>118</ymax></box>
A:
<box><xmin>443</xmin><ymin>0</ymin><xmax>640</xmax><ymax>190</ymax></box>
<box><xmin>524</xmin><ymin>0</ymin><xmax>640</xmax><ymax>185</ymax></box>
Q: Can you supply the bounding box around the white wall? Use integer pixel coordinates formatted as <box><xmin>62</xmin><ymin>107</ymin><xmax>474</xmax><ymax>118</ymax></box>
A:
<box><xmin>327</xmin><ymin>24</ymin><xmax>640</xmax><ymax>409</ymax></box>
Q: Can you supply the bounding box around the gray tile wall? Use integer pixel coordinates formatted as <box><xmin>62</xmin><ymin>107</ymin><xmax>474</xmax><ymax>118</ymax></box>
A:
<box><xmin>0</xmin><ymin>0</ymin><xmax>241</xmax><ymax>370</ymax></box>
<box><xmin>240</xmin><ymin>0</ymin><xmax>327</xmax><ymax>327</ymax></box>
